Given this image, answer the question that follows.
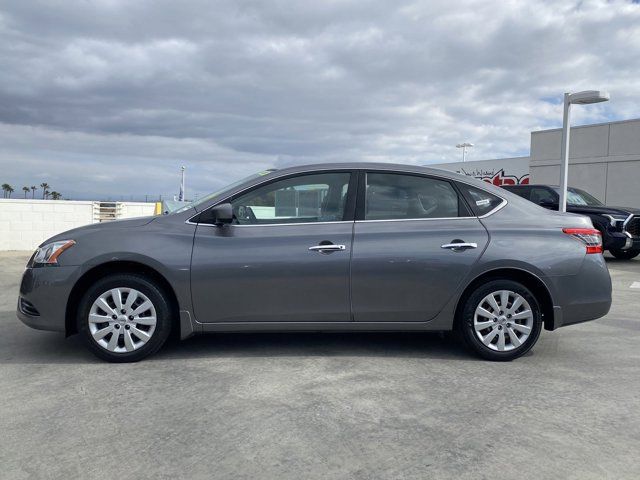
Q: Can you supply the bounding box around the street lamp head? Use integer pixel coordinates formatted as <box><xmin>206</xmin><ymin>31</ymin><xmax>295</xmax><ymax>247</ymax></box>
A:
<box><xmin>456</xmin><ymin>142</ymin><xmax>474</xmax><ymax>148</ymax></box>
<box><xmin>567</xmin><ymin>90</ymin><xmax>610</xmax><ymax>105</ymax></box>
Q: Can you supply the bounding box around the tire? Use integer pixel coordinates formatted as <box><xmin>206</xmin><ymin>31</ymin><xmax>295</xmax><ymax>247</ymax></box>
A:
<box><xmin>609</xmin><ymin>248</ymin><xmax>640</xmax><ymax>260</ymax></box>
<box><xmin>459</xmin><ymin>280</ymin><xmax>543</xmax><ymax>361</ymax></box>
<box><xmin>77</xmin><ymin>273</ymin><xmax>172</xmax><ymax>362</ymax></box>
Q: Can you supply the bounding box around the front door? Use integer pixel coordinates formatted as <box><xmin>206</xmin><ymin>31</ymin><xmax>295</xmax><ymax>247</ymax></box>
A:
<box><xmin>191</xmin><ymin>171</ymin><xmax>355</xmax><ymax>323</ymax></box>
<box><xmin>351</xmin><ymin>171</ymin><xmax>489</xmax><ymax>322</ymax></box>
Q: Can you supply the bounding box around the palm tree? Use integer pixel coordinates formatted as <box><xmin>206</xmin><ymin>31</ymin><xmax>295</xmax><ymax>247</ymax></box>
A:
<box><xmin>50</xmin><ymin>191</ymin><xmax>62</xmax><ymax>200</ymax></box>
<box><xmin>31</xmin><ymin>185</ymin><xmax>37</xmax><ymax>199</ymax></box>
<box><xmin>22</xmin><ymin>186</ymin><xmax>30</xmax><ymax>198</ymax></box>
<box><xmin>40</xmin><ymin>182</ymin><xmax>50</xmax><ymax>199</ymax></box>
<box><xmin>6</xmin><ymin>185</ymin><xmax>14</xmax><ymax>198</ymax></box>
<box><xmin>1</xmin><ymin>183</ymin><xmax>9</xmax><ymax>198</ymax></box>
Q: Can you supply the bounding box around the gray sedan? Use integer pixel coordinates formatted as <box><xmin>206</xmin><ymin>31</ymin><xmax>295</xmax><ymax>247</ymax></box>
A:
<box><xmin>17</xmin><ymin>163</ymin><xmax>612</xmax><ymax>362</ymax></box>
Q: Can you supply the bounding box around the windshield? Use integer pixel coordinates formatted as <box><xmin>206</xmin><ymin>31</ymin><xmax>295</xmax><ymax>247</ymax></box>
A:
<box><xmin>172</xmin><ymin>169</ymin><xmax>277</xmax><ymax>214</ymax></box>
<box><xmin>553</xmin><ymin>187</ymin><xmax>603</xmax><ymax>207</ymax></box>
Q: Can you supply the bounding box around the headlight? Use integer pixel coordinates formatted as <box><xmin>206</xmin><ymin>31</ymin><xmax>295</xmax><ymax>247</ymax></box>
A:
<box><xmin>603</xmin><ymin>214</ymin><xmax>629</xmax><ymax>227</ymax></box>
<box><xmin>32</xmin><ymin>240</ymin><xmax>76</xmax><ymax>266</ymax></box>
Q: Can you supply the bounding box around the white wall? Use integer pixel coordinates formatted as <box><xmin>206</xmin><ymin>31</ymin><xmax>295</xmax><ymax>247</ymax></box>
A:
<box><xmin>529</xmin><ymin>119</ymin><xmax>640</xmax><ymax>206</ymax></box>
<box><xmin>0</xmin><ymin>199</ymin><xmax>156</xmax><ymax>251</ymax></box>
<box><xmin>119</xmin><ymin>202</ymin><xmax>156</xmax><ymax>219</ymax></box>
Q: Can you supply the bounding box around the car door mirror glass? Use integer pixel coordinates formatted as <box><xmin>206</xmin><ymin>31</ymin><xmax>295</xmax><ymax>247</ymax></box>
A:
<box><xmin>211</xmin><ymin>203</ymin><xmax>233</xmax><ymax>225</ymax></box>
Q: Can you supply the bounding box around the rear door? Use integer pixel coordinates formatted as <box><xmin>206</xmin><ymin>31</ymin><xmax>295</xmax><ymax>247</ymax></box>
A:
<box><xmin>350</xmin><ymin>171</ymin><xmax>491</xmax><ymax>322</ymax></box>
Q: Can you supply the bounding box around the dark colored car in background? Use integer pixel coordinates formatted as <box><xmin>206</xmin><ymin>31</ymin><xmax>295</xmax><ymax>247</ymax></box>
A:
<box><xmin>502</xmin><ymin>184</ymin><xmax>640</xmax><ymax>260</ymax></box>
<box><xmin>17</xmin><ymin>163</ymin><xmax>612</xmax><ymax>362</ymax></box>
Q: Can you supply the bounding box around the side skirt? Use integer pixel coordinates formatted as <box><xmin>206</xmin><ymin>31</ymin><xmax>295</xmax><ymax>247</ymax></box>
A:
<box><xmin>198</xmin><ymin>321</ymin><xmax>449</xmax><ymax>333</ymax></box>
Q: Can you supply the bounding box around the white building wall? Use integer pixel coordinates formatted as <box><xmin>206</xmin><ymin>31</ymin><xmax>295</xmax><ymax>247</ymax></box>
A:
<box><xmin>0</xmin><ymin>199</ymin><xmax>156</xmax><ymax>251</ymax></box>
<box><xmin>430</xmin><ymin>157</ymin><xmax>530</xmax><ymax>185</ymax></box>
<box><xmin>529</xmin><ymin>119</ymin><xmax>640</xmax><ymax>206</ymax></box>
<box><xmin>119</xmin><ymin>202</ymin><xmax>156</xmax><ymax>219</ymax></box>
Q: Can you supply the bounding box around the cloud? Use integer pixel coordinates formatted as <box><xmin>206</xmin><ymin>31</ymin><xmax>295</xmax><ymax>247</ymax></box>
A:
<box><xmin>1</xmin><ymin>0</ymin><xmax>639</xmax><ymax>199</ymax></box>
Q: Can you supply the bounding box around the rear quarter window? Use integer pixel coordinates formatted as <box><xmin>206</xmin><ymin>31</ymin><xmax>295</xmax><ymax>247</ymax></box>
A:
<box><xmin>456</xmin><ymin>183</ymin><xmax>505</xmax><ymax>216</ymax></box>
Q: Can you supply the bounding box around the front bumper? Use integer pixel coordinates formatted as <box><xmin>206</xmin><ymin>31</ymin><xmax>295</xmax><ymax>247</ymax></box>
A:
<box><xmin>17</xmin><ymin>265</ymin><xmax>81</xmax><ymax>333</ymax></box>
<box><xmin>604</xmin><ymin>231</ymin><xmax>640</xmax><ymax>251</ymax></box>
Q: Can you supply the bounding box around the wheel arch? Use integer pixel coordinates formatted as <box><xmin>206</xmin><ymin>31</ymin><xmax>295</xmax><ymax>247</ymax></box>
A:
<box><xmin>454</xmin><ymin>268</ymin><xmax>556</xmax><ymax>331</ymax></box>
<box><xmin>65</xmin><ymin>261</ymin><xmax>180</xmax><ymax>337</ymax></box>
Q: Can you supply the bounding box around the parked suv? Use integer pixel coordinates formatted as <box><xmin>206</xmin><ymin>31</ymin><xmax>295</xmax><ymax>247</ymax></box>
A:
<box><xmin>502</xmin><ymin>184</ymin><xmax>640</xmax><ymax>259</ymax></box>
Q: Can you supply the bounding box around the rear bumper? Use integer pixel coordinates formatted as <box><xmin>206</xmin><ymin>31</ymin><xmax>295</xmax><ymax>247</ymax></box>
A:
<box><xmin>547</xmin><ymin>253</ymin><xmax>612</xmax><ymax>330</ymax></box>
<box><xmin>16</xmin><ymin>266</ymin><xmax>80</xmax><ymax>334</ymax></box>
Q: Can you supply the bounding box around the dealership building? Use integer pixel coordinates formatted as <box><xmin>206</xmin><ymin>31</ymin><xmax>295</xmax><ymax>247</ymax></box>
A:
<box><xmin>432</xmin><ymin>118</ymin><xmax>640</xmax><ymax>207</ymax></box>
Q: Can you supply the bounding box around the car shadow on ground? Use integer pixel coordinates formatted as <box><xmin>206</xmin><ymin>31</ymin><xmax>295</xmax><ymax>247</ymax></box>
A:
<box><xmin>1</xmin><ymin>317</ymin><xmax>476</xmax><ymax>364</ymax></box>
<box><xmin>155</xmin><ymin>331</ymin><xmax>475</xmax><ymax>362</ymax></box>
<box><xmin>603</xmin><ymin>255</ymin><xmax>639</xmax><ymax>273</ymax></box>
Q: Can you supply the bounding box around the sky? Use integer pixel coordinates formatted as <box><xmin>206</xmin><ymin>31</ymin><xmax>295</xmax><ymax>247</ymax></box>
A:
<box><xmin>1</xmin><ymin>0</ymin><xmax>639</xmax><ymax>201</ymax></box>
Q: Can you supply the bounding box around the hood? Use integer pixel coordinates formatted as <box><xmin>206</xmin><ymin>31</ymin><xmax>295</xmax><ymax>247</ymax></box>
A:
<box><xmin>43</xmin><ymin>216</ymin><xmax>156</xmax><ymax>246</ymax></box>
<box><xmin>568</xmin><ymin>205</ymin><xmax>640</xmax><ymax>216</ymax></box>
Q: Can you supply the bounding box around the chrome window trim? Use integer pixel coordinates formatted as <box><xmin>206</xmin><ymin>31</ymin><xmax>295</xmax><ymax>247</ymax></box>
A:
<box><xmin>186</xmin><ymin>165</ymin><xmax>508</xmax><ymax>225</ymax></box>
<box><xmin>477</xmin><ymin>197</ymin><xmax>508</xmax><ymax>218</ymax></box>
<box><xmin>355</xmin><ymin>216</ymin><xmax>476</xmax><ymax>224</ymax></box>
<box><xmin>189</xmin><ymin>220</ymin><xmax>354</xmax><ymax>228</ymax></box>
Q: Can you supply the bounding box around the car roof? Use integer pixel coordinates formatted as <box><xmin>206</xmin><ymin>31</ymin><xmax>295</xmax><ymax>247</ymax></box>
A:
<box><xmin>264</xmin><ymin>161</ymin><xmax>496</xmax><ymax>189</ymax></box>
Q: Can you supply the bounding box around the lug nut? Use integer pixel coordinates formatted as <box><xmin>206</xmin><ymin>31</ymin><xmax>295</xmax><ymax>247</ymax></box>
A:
<box><xmin>507</xmin><ymin>314</ymin><xmax>511</xmax><ymax>319</ymax></box>
<box><xmin>506</xmin><ymin>323</ymin><xmax>511</xmax><ymax>327</ymax></box>
<box><xmin>114</xmin><ymin>324</ymin><xmax>120</xmax><ymax>330</ymax></box>
<box><xmin>125</xmin><ymin>325</ymin><xmax>130</xmax><ymax>330</ymax></box>
<box><xmin>112</xmin><ymin>315</ymin><xmax>117</xmax><ymax>320</ymax></box>
<box><xmin>493</xmin><ymin>318</ymin><xmax>498</xmax><ymax>322</ymax></box>
<box><xmin>120</xmin><ymin>309</ymin><xmax>126</xmax><ymax>314</ymax></box>
<box><xmin>129</xmin><ymin>315</ymin><xmax>134</xmax><ymax>320</ymax></box>
<box><xmin>498</xmin><ymin>325</ymin><xmax>502</xmax><ymax>330</ymax></box>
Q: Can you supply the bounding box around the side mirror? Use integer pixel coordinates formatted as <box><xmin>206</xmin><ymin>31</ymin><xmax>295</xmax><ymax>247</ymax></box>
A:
<box><xmin>210</xmin><ymin>203</ymin><xmax>233</xmax><ymax>225</ymax></box>
<box><xmin>538</xmin><ymin>199</ymin><xmax>558</xmax><ymax>209</ymax></box>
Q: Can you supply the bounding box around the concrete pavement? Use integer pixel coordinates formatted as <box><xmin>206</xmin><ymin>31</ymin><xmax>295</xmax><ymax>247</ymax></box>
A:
<box><xmin>1</xmin><ymin>251</ymin><xmax>639</xmax><ymax>479</ymax></box>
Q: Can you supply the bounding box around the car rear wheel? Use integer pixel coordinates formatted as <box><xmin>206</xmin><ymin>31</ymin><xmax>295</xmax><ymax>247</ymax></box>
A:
<box><xmin>609</xmin><ymin>248</ymin><xmax>639</xmax><ymax>260</ymax></box>
<box><xmin>77</xmin><ymin>273</ymin><xmax>172</xmax><ymax>362</ymax></box>
<box><xmin>460</xmin><ymin>280</ymin><xmax>543</xmax><ymax>361</ymax></box>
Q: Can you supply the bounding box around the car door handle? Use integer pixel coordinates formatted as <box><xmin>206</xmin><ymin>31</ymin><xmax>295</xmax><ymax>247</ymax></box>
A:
<box><xmin>309</xmin><ymin>244</ymin><xmax>346</xmax><ymax>253</ymax></box>
<box><xmin>441</xmin><ymin>242</ymin><xmax>478</xmax><ymax>251</ymax></box>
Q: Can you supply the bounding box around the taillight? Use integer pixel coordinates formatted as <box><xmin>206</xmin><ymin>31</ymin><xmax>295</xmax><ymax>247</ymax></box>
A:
<box><xmin>562</xmin><ymin>228</ymin><xmax>603</xmax><ymax>254</ymax></box>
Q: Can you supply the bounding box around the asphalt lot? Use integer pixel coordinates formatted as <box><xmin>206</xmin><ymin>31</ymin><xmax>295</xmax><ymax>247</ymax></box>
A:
<box><xmin>1</xmin><ymin>251</ymin><xmax>639</xmax><ymax>480</ymax></box>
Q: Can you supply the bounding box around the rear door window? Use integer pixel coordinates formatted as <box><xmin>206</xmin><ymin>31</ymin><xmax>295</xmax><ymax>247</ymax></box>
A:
<box><xmin>364</xmin><ymin>173</ymin><xmax>470</xmax><ymax>220</ymax></box>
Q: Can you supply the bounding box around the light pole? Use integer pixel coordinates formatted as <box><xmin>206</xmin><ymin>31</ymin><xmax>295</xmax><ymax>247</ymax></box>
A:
<box><xmin>178</xmin><ymin>166</ymin><xmax>186</xmax><ymax>201</ymax></box>
<box><xmin>559</xmin><ymin>90</ymin><xmax>609</xmax><ymax>212</ymax></box>
<box><xmin>456</xmin><ymin>142</ymin><xmax>473</xmax><ymax>162</ymax></box>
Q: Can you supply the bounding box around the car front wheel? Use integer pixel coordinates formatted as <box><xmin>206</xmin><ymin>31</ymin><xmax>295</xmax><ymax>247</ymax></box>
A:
<box><xmin>77</xmin><ymin>273</ymin><xmax>172</xmax><ymax>362</ymax></box>
<box><xmin>460</xmin><ymin>280</ymin><xmax>543</xmax><ymax>361</ymax></box>
<box><xmin>609</xmin><ymin>248</ymin><xmax>640</xmax><ymax>260</ymax></box>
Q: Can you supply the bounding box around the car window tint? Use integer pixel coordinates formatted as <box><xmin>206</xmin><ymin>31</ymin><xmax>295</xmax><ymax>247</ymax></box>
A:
<box><xmin>365</xmin><ymin>173</ymin><xmax>462</xmax><ymax>220</ymax></box>
<box><xmin>530</xmin><ymin>187</ymin><xmax>556</xmax><ymax>204</ymax></box>
<box><xmin>505</xmin><ymin>186</ymin><xmax>530</xmax><ymax>200</ymax></box>
<box><xmin>231</xmin><ymin>172</ymin><xmax>351</xmax><ymax>225</ymax></box>
<box><xmin>457</xmin><ymin>183</ymin><xmax>504</xmax><ymax>216</ymax></box>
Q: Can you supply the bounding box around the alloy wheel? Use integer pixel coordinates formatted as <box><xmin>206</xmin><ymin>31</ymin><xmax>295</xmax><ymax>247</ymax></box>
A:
<box><xmin>88</xmin><ymin>288</ymin><xmax>157</xmax><ymax>353</ymax></box>
<box><xmin>473</xmin><ymin>290</ymin><xmax>533</xmax><ymax>352</ymax></box>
